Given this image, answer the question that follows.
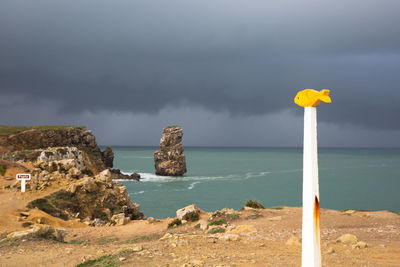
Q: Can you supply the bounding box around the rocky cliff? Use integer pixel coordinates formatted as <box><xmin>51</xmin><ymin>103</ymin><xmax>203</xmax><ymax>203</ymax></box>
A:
<box><xmin>154</xmin><ymin>126</ymin><xmax>187</xmax><ymax>176</ymax></box>
<box><xmin>0</xmin><ymin>126</ymin><xmax>107</xmax><ymax>172</ymax></box>
<box><xmin>0</xmin><ymin>125</ymin><xmax>144</xmax><ymax>225</ymax></box>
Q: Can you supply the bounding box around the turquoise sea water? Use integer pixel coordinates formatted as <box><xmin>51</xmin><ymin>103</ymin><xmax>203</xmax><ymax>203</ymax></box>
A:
<box><xmin>110</xmin><ymin>147</ymin><xmax>400</xmax><ymax>218</ymax></box>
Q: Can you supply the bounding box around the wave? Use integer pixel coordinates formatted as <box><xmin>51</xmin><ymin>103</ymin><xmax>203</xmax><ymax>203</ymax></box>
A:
<box><xmin>188</xmin><ymin>181</ymin><xmax>200</xmax><ymax>190</ymax></box>
<box><xmin>116</xmin><ymin>168</ymin><xmax>301</xmax><ymax>183</ymax></box>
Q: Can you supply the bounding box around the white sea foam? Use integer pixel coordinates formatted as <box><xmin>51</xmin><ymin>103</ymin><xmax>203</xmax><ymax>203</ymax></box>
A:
<box><xmin>188</xmin><ymin>181</ymin><xmax>200</xmax><ymax>190</ymax></box>
<box><xmin>116</xmin><ymin>170</ymin><xmax>297</xmax><ymax>183</ymax></box>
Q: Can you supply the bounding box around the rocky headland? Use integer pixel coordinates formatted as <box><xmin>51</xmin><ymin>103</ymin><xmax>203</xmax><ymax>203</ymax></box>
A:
<box><xmin>154</xmin><ymin>126</ymin><xmax>187</xmax><ymax>176</ymax></box>
<box><xmin>0</xmin><ymin>125</ymin><xmax>143</xmax><ymax>230</ymax></box>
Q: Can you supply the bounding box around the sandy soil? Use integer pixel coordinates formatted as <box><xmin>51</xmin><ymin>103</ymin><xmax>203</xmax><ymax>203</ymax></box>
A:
<box><xmin>1</xmin><ymin>174</ymin><xmax>400</xmax><ymax>267</ymax></box>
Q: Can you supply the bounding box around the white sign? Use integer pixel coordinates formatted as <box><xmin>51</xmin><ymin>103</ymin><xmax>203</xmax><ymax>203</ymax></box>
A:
<box><xmin>16</xmin><ymin>173</ymin><xmax>31</xmax><ymax>192</ymax></box>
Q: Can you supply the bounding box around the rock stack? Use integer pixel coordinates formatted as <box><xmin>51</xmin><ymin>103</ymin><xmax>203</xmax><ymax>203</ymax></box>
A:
<box><xmin>154</xmin><ymin>126</ymin><xmax>187</xmax><ymax>176</ymax></box>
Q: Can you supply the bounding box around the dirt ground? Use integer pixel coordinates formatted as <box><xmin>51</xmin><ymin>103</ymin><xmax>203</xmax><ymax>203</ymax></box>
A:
<box><xmin>1</xmin><ymin>174</ymin><xmax>400</xmax><ymax>267</ymax></box>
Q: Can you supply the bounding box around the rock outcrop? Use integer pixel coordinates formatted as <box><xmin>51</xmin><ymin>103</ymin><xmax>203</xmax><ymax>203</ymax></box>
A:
<box><xmin>154</xmin><ymin>126</ymin><xmax>187</xmax><ymax>176</ymax></box>
<box><xmin>101</xmin><ymin>146</ymin><xmax>114</xmax><ymax>168</ymax></box>
<box><xmin>0</xmin><ymin>126</ymin><xmax>111</xmax><ymax>172</ymax></box>
<box><xmin>0</xmin><ymin>125</ymin><xmax>144</xmax><ymax>225</ymax></box>
<box><xmin>110</xmin><ymin>168</ymin><xmax>140</xmax><ymax>181</ymax></box>
<box><xmin>27</xmin><ymin>173</ymin><xmax>144</xmax><ymax>223</ymax></box>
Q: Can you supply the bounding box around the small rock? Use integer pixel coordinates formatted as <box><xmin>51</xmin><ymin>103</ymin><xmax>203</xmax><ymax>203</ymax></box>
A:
<box><xmin>111</xmin><ymin>213</ymin><xmax>131</xmax><ymax>226</ymax></box>
<box><xmin>119</xmin><ymin>257</ymin><xmax>126</xmax><ymax>262</ymax></box>
<box><xmin>181</xmin><ymin>219</ymin><xmax>188</xmax><ymax>224</ymax></box>
<box><xmin>147</xmin><ymin>217</ymin><xmax>156</xmax><ymax>223</ymax></box>
<box><xmin>159</xmin><ymin>233</ymin><xmax>173</xmax><ymax>241</ymax></box>
<box><xmin>352</xmin><ymin>241</ymin><xmax>367</xmax><ymax>249</ymax></box>
<box><xmin>20</xmin><ymin>212</ymin><xmax>30</xmax><ymax>217</ymax></box>
<box><xmin>131</xmin><ymin>245</ymin><xmax>143</xmax><ymax>252</ymax></box>
<box><xmin>326</xmin><ymin>247</ymin><xmax>335</xmax><ymax>254</ymax></box>
<box><xmin>198</xmin><ymin>219</ymin><xmax>208</xmax><ymax>230</ymax></box>
<box><xmin>222</xmin><ymin>234</ymin><xmax>240</xmax><ymax>241</ymax></box>
<box><xmin>286</xmin><ymin>236</ymin><xmax>301</xmax><ymax>246</ymax></box>
<box><xmin>336</xmin><ymin>234</ymin><xmax>358</xmax><ymax>245</ymax></box>
<box><xmin>268</xmin><ymin>216</ymin><xmax>282</xmax><ymax>221</ymax></box>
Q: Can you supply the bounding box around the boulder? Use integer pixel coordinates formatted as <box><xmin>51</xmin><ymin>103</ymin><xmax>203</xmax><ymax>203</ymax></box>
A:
<box><xmin>97</xmin><ymin>169</ymin><xmax>113</xmax><ymax>183</ymax></box>
<box><xmin>336</xmin><ymin>234</ymin><xmax>358</xmax><ymax>245</ymax></box>
<box><xmin>154</xmin><ymin>126</ymin><xmax>187</xmax><ymax>176</ymax></box>
<box><xmin>110</xmin><ymin>169</ymin><xmax>140</xmax><ymax>181</ymax></box>
<box><xmin>111</xmin><ymin>213</ymin><xmax>131</xmax><ymax>226</ymax></box>
<box><xmin>101</xmin><ymin>146</ymin><xmax>114</xmax><ymax>168</ymax></box>
<box><xmin>6</xmin><ymin>224</ymin><xmax>65</xmax><ymax>242</ymax></box>
<box><xmin>176</xmin><ymin>204</ymin><xmax>201</xmax><ymax>221</ymax></box>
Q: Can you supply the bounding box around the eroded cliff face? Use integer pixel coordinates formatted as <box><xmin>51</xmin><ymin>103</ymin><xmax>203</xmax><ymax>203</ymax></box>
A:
<box><xmin>0</xmin><ymin>127</ymin><xmax>106</xmax><ymax>172</ymax></box>
<box><xmin>0</xmin><ymin>126</ymin><xmax>144</xmax><ymax>225</ymax></box>
<box><xmin>154</xmin><ymin>126</ymin><xmax>187</xmax><ymax>176</ymax></box>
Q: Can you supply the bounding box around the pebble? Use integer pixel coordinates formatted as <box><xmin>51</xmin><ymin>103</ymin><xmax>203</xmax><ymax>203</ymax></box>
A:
<box><xmin>131</xmin><ymin>245</ymin><xmax>143</xmax><ymax>252</ymax></box>
<box><xmin>326</xmin><ymin>247</ymin><xmax>335</xmax><ymax>254</ymax></box>
<box><xmin>119</xmin><ymin>257</ymin><xmax>126</xmax><ymax>261</ymax></box>
<box><xmin>268</xmin><ymin>216</ymin><xmax>282</xmax><ymax>221</ymax></box>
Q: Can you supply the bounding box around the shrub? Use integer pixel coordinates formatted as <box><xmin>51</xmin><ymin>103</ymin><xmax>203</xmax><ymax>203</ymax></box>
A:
<box><xmin>208</xmin><ymin>227</ymin><xmax>225</xmax><ymax>234</ymax></box>
<box><xmin>185</xmin><ymin>212</ymin><xmax>200</xmax><ymax>222</ymax></box>
<box><xmin>167</xmin><ymin>218</ymin><xmax>182</xmax><ymax>229</ymax></box>
<box><xmin>244</xmin><ymin>200</ymin><xmax>265</xmax><ymax>209</ymax></box>
<box><xmin>208</xmin><ymin>219</ymin><xmax>227</xmax><ymax>226</ymax></box>
<box><xmin>229</xmin><ymin>213</ymin><xmax>240</xmax><ymax>220</ymax></box>
<box><xmin>0</xmin><ymin>165</ymin><xmax>7</xmax><ymax>176</ymax></box>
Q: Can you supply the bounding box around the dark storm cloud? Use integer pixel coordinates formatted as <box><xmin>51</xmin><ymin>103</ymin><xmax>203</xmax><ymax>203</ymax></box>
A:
<box><xmin>1</xmin><ymin>0</ymin><xmax>400</xmax><ymax>129</ymax></box>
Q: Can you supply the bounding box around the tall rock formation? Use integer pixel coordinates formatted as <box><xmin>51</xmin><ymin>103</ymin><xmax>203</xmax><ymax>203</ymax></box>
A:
<box><xmin>154</xmin><ymin>126</ymin><xmax>187</xmax><ymax>176</ymax></box>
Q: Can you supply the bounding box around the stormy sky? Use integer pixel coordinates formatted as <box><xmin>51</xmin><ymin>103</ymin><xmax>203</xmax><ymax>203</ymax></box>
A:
<box><xmin>0</xmin><ymin>0</ymin><xmax>399</xmax><ymax>147</ymax></box>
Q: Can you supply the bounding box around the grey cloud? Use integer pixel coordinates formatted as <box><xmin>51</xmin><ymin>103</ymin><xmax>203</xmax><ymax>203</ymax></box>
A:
<box><xmin>0</xmin><ymin>0</ymin><xmax>400</xmax><ymax>132</ymax></box>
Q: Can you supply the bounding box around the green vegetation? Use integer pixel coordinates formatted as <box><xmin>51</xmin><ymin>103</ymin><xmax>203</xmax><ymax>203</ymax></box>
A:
<box><xmin>167</xmin><ymin>218</ymin><xmax>182</xmax><ymax>229</ymax></box>
<box><xmin>244</xmin><ymin>200</ymin><xmax>265</xmax><ymax>209</ymax></box>
<box><xmin>27</xmin><ymin>190</ymin><xmax>79</xmax><ymax>221</ymax></box>
<box><xmin>96</xmin><ymin>237</ymin><xmax>118</xmax><ymax>245</ymax></box>
<box><xmin>208</xmin><ymin>219</ymin><xmax>227</xmax><ymax>226</ymax></box>
<box><xmin>269</xmin><ymin>206</ymin><xmax>284</xmax><ymax>210</ymax></box>
<box><xmin>185</xmin><ymin>212</ymin><xmax>200</xmax><ymax>222</ymax></box>
<box><xmin>246</xmin><ymin>210</ymin><xmax>263</xmax><ymax>220</ymax></box>
<box><xmin>0</xmin><ymin>238</ymin><xmax>19</xmax><ymax>248</ymax></box>
<box><xmin>118</xmin><ymin>234</ymin><xmax>160</xmax><ymax>245</ymax></box>
<box><xmin>0</xmin><ymin>165</ymin><xmax>7</xmax><ymax>176</ymax></box>
<box><xmin>0</xmin><ymin>125</ymin><xmax>85</xmax><ymax>136</ymax></box>
<box><xmin>68</xmin><ymin>239</ymin><xmax>87</xmax><ymax>245</ymax></box>
<box><xmin>229</xmin><ymin>213</ymin><xmax>240</xmax><ymax>220</ymax></box>
<box><xmin>76</xmin><ymin>255</ymin><xmax>118</xmax><ymax>267</ymax></box>
<box><xmin>208</xmin><ymin>227</ymin><xmax>225</xmax><ymax>234</ymax></box>
<box><xmin>75</xmin><ymin>248</ymin><xmax>137</xmax><ymax>267</ymax></box>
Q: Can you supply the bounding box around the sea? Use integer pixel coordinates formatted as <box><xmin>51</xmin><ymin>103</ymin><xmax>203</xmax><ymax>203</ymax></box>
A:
<box><xmin>109</xmin><ymin>147</ymin><xmax>400</xmax><ymax>219</ymax></box>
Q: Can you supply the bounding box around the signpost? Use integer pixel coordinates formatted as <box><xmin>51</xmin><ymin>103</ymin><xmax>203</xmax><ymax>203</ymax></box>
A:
<box><xmin>16</xmin><ymin>173</ymin><xmax>31</xmax><ymax>193</ymax></box>
<box><xmin>294</xmin><ymin>89</ymin><xmax>331</xmax><ymax>267</ymax></box>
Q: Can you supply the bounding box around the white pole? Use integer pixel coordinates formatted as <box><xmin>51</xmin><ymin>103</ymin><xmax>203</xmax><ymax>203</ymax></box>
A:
<box><xmin>21</xmin><ymin>179</ymin><xmax>26</xmax><ymax>193</ymax></box>
<box><xmin>301</xmin><ymin>107</ymin><xmax>321</xmax><ymax>267</ymax></box>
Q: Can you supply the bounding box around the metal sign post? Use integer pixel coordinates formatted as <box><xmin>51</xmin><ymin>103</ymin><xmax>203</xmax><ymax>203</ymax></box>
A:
<box><xmin>294</xmin><ymin>89</ymin><xmax>331</xmax><ymax>267</ymax></box>
<box><xmin>16</xmin><ymin>173</ymin><xmax>31</xmax><ymax>193</ymax></box>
